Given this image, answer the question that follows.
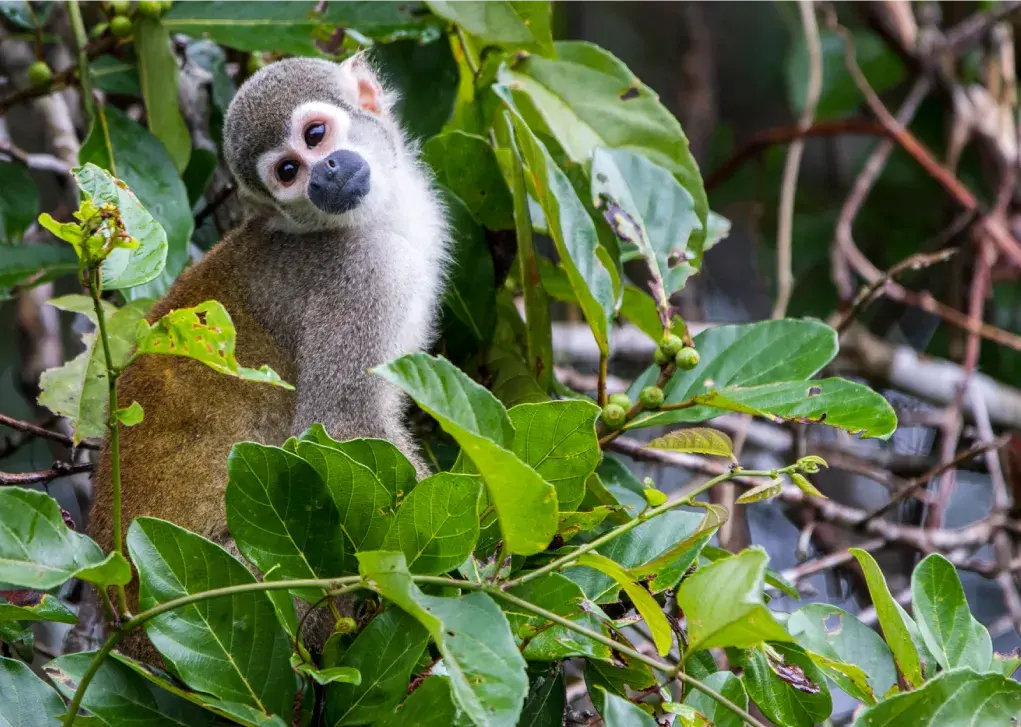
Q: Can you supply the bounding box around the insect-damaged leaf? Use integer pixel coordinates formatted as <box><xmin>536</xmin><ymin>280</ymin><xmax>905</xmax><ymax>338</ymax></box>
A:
<box><xmin>136</xmin><ymin>300</ymin><xmax>294</xmax><ymax>389</ymax></box>
<box><xmin>744</xmin><ymin>644</ymin><xmax>832</xmax><ymax>727</ymax></box>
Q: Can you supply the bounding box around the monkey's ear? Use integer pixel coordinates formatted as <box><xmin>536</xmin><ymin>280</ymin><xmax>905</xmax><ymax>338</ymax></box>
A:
<box><xmin>340</xmin><ymin>54</ymin><xmax>386</xmax><ymax>115</ymax></box>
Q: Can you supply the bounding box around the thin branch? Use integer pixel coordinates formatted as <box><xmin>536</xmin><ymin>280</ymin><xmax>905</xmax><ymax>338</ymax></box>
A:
<box><xmin>782</xmin><ymin>536</ymin><xmax>885</xmax><ymax>585</ymax></box>
<box><xmin>773</xmin><ymin>0</ymin><xmax>822</xmax><ymax>320</ymax></box>
<box><xmin>0</xmin><ymin>140</ymin><xmax>73</xmax><ymax>175</ymax></box>
<box><xmin>0</xmin><ymin>462</ymin><xmax>94</xmax><ymax>485</ymax></box>
<box><xmin>0</xmin><ymin>413</ymin><xmax>99</xmax><ymax>451</ymax></box>
<box><xmin>0</xmin><ymin>35</ymin><xmax>118</xmax><ymax>114</ymax></box>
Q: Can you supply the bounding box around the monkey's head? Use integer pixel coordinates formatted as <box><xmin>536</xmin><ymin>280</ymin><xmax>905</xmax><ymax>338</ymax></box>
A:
<box><xmin>224</xmin><ymin>54</ymin><xmax>402</xmax><ymax>231</ymax></box>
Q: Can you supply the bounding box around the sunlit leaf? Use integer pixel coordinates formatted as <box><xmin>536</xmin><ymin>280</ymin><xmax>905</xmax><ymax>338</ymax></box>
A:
<box><xmin>645</xmin><ymin>427</ymin><xmax>735</xmax><ymax>460</ymax></box>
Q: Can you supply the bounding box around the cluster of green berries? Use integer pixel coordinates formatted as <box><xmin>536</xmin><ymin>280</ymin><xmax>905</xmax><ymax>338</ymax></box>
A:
<box><xmin>654</xmin><ymin>333</ymin><xmax>699</xmax><ymax>370</ymax></box>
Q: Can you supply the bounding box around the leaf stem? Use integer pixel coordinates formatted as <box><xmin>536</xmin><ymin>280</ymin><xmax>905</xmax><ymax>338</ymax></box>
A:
<box><xmin>65</xmin><ymin>0</ymin><xmax>94</xmax><ymax>122</ymax></box>
<box><xmin>597</xmin><ymin>352</ymin><xmax>608</xmax><ymax>407</ymax></box>
<box><xmin>502</xmin><ymin>468</ymin><xmax>780</xmax><ymax>590</ymax></box>
<box><xmin>89</xmin><ymin>268</ymin><xmax>128</xmax><ymax>618</ymax></box>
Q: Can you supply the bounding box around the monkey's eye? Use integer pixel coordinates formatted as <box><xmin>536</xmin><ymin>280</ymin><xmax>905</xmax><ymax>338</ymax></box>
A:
<box><xmin>304</xmin><ymin>122</ymin><xmax>326</xmax><ymax>148</ymax></box>
<box><xmin>276</xmin><ymin>159</ymin><xmax>300</xmax><ymax>184</ymax></box>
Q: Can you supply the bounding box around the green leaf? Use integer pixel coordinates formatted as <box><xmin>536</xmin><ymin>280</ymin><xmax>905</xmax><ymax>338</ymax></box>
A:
<box><xmin>912</xmin><ymin>553</ymin><xmax>993</xmax><ymax>672</ymax></box>
<box><xmin>853</xmin><ymin>668</ymin><xmax>1021</xmax><ymax>726</ymax></box>
<box><xmin>382</xmin><ymin>472</ymin><xmax>482</xmax><ymax>574</ymax></box>
<box><xmin>0</xmin><ymin>656</ymin><xmax>65</xmax><ymax>727</ymax></box>
<box><xmin>499</xmin><ymin>97</ymin><xmax>615</xmax><ymax>356</ymax></box>
<box><xmin>291</xmin><ymin>661</ymin><xmax>361</xmax><ymax>686</ymax></box>
<box><xmin>0</xmin><ymin>594</ymin><xmax>76</xmax><ymax>624</ymax></box>
<box><xmin>701</xmin><ymin>545</ymin><xmax>800</xmax><ymax>600</ymax></box>
<box><xmin>438</xmin><ymin>187</ymin><xmax>496</xmax><ymax>342</ymax></box>
<box><xmin>0</xmin><ymin>621</ymin><xmax>33</xmax><ymax>662</ymax></box>
<box><xmin>298</xmin><ymin>425</ymin><xmax>417</xmax><ymax>502</ymax></box>
<box><xmin>591</xmin><ymin>147</ymin><xmax>704</xmax><ymax>307</ymax></box>
<box><xmin>500</xmin><ymin>41</ymin><xmax>707</xmax><ymax>242</ymax></box>
<box><xmin>225</xmin><ymin>443</ymin><xmax>353</xmax><ymax>597</ymax></box>
<box><xmin>372</xmin><ymin>353</ymin><xmax>557</xmax><ymax>555</ymax></box>
<box><xmin>645</xmin><ymin>427</ymin><xmax>735</xmax><ymax>460</ymax></box>
<box><xmin>0</xmin><ymin>244</ymin><xmax>78</xmax><ymax>297</ymax></box>
<box><xmin>135</xmin><ymin>17</ymin><xmax>191</xmax><ymax>173</ymax></box>
<box><xmin>425</xmin><ymin>131</ymin><xmax>513</xmax><ymax>230</ymax></box>
<box><xmin>427</xmin><ymin>1</ymin><xmax>554</xmax><ymax>56</ymax></box>
<box><xmin>590</xmin><ymin>455</ymin><xmax>647</xmax><ymax>520</ymax></box>
<box><xmin>508</xmin><ymin>400</ymin><xmax>600</xmax><ymax>510</ymax></box>
<box><xmin>627</xmin><ymin>319</ymin><xmax>839</xmax><ymax>426</ymax></box>
<box><xmin>804</xmin><ymin>651</ymin><xmax>877</xmax><ymax>705</ymax></box>
<box><xmin>127</xmin><ymin>518</ymin><xmax>294</xmax><ymax>719</ymax></box>
<box><xmin>0</xmin><ymin>1</ymin><xmax>50</xmax><ymax>30</ymax></box>
<box><xmin>505</xmin><ymin>573</ymin><xmax>612</xmax><ymax>661</ymax></box>
<box><xmin>556</xmin><ymin>507</ymin><xmax>612</xmax><ymax>543</ymax></box>
<box><xmin>676</xmin><ymin>546</ymin><xmax>793</xmax><ymax>653</ymax></box>
<box><xmin>137</xmin><ymin>300</ymin><xmax>294</xmax><ymax>389</ymax></box>
<box><xmin>593</xmin><ymin>687</ymin><xmax>657</xmax><ymax>727</ymax></box>
<box><xmin>47</xmin><ymin>652</ymin><xmax>217</xmax><ymax>727</ymax></box>
<box><xmin>80</xmin><ymin>104</ymin><xmax>192</xmax><ymax>300</ymax></box>
<box><xmin>90</xmin><ymin>55</ymin><xmax>141</xmax><ymax>98</ymax></box>
<box><xmin>992</xmin><ymin>653</ymin><xmax>1021</xmax><ymax>678</ymax></box>
<box><xmin>295</xmin><ymin>441</ymin><xmax>395</xmax><ymax>569</ymax></box>
<box><xmin>72</xmin><ymin>162</ymin><xmax>169</xmax><ymax>290</ymax></box>
<box><xmin>517</xmin><ymin>666</ymin><xmax>565</xmax><ymax>727</ymax></box>
<box><xmin>683</xmin><ymin>671</ymin><xmax>748</xmax><ymax>727</ymax></box>
<box><xmin>0</xmin><ymin>488</ymin><xmax>130</xmax><ymax>589</ymax></box>
<box><xmin>358</xmin><ymin>551</ymin><xmax>528</xmax><ymax>727</ymax></box>
<box><xmin>0</xmin><ymin>162</ymin><xmax>38</xmax><ymax>244</ymax></box>
<box><xmin>371</xmin><ymin>37</ymin><xmax>458</xmax><ymax>141</ymax></box>
<box><xmin>850</xmin><ymin>548</ymin><xmax>924</xmax><ymax>688</ymax></box>
<box><xmin>787</xmin><ymin>603</ymin><xmax>897</xmax><ymax>703</ymax></box>
<box><xmin>324</xmin><ymin>607</ymin><xmax>430</xmax><ymax>726</ymax></box>
<box><xmin>575</xmin><ymin>552</ymin><xmax>672</xmax><ymax>656</ymax></box>
<box><xmin>627</xmin><ymin>504</ymin><xmax>725</xmax><ymax>588</ymax></box>
<box><xmin>164</xmin><ymin>2</ymin><xmax>437</xmax><ymax>54</ymax></box>
<box><xmin>40</xmin><ymin>298</ymin><xmax>151</xmax><ymax>442</ymax></box>
<box><xmin>114</xmin><ymin>400</ymin><xmax>145</xmax><ymax>426</ymax></box>
<box><xmin>744</xmin><ymin>644</ymin><xmax>831</xmax><ymax>727</ymax></box>
<box><xmin>735</xmin><ymin>479</ymin><xmax>783</xmax><ymax>505</ymax></box>
<box><xmin>564</xmin><ymin>509</ymin><xmax>705</xmax><ymax>600</ymax></box>
<box><xmin>373</xmin><ymin>675</ymin><xmax>473</xmax><ymax>727</ymax></box>
<box><xmin>705</xmin><ymin>211</ymin><xmax>731</xmax><ymax>252</ymax></box>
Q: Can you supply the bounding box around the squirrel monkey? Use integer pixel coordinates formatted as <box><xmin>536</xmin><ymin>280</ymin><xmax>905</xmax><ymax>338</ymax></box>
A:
<box><xmin>69</xmin><ymin>55</ymin><xmax>449</xmax><ymax>660</ymax></box>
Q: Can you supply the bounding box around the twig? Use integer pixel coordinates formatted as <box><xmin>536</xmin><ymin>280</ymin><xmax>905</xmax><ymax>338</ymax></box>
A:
<box><xmin>773</xmin><ymin>0</ymin><xmax>822</xmax><ymax>320</ymax></box>
<box><xmin>0</xmin><ymin>413</ymin><xmax>99</xmax><ymax>451</ymax></box>
<box><xmin>0</xmin><ymin>35</ymin><xmax>117</xmax><ymax>114</ymax></box>
<box><xmin>0</xmin><ymin>140</ymin><xmax>73</xmax><ymax>175</ymax></box>
<box><xmin>193</xmin><ymin>183</ymin><xmax>235</xmax><ymax>228</ymax></box>
<box><xmin>944</xmin><ymin>1</ymin><xmax>1021</xmax><ymax>54</ymax></box>
<box><xmin>0</xmin><ymin>462</ymin><xmax>94</xmax><ymax>486</ymax></box>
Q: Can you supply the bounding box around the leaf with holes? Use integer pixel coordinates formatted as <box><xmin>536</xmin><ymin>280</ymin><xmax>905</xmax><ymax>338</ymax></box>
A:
<box><xmin>744</xmin><ymin>644</ymin><xmax>832</xmax><ymax>727</ymax></box>
<box><xmin>645</xmin><ymin>427</ymin><xmax>734</xmax><ymax>460</ymax></box>
<box><xmin>683</xmin><ymin>671</ymin><xmax>748</xmax><ymax>727</ymax></box>
<box><xmin>137</xmin><ymin>300</ymin><xmax>294</xmax><ymax>389</ymax></box>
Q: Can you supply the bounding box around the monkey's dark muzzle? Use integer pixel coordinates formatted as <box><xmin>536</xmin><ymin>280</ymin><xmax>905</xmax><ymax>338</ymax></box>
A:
<box><xmin>308</xmin><ymin>150</ymin><xmax>371</xmax><ymax>214</ymax></box>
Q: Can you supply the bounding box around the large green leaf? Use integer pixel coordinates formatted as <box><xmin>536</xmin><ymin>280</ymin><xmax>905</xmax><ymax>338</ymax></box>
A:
<box><xmin>0</xmin><ymin>244</ymin><xmax>78</xmax><ymax>297</ymax></box>
<box><xmin>0</xmin><ymin>488</ymin><xmax>130</xmax><ymax>589</ymax></box>
<box><xmin>370</xmin><ymin>37</ymin><xmax>458</xmax><ymax>141</ymax></box>
<box><xmin>744</xmin><ymin>644</ymin><xmax>831</xmax><ymax>727</ymax></box>
<box><xmin>563</xmin><ymin>509</ymin><xmax>704</xmax><ymax>601</ymax></box>
<box><xmin>164</xmin><ymin>2</ymin><xmax>438</xmax><ymax>54</ymax></box>
<box><xmin>135</xmin><ymin>17</ymin><xmax>190</xmax><ymax>172</ymax></box>
<box><xmin>591</xmin><ymin>147</ymin><xmax>704</xmax><ymax>307</ymax></box>
<box><xmin>499</xmin><ymin>41</ymin><xmax>707</xmax><ymax>242</ymax></box>
<box><xmin>850</xmin><ymin>548</ymin><xmax>924</xmax><ymax>688</ymax></box>
<box><xmin>676</xmin><ymin>547</ymin><xmax>792</xmax><ymax>653</ymax></box>
<box><xmin>47</xmin><ymin>653</ymin><xmax>217</xmax><ymax>727</ymax></box>
<box><xmin>500</xmin><ymin>98</ymin><xmax>615</xmax><ymax>356</ymax></box>
<box><xmin>438</xmin><ymin>187</ymin><xmax>496</xmax><ymax>343</ymax></box>
<box><xmin>225</xmin><ymin>442</ymin><xmax>350</xmax><ymax>598</ymax></box>
<box><xmin>853</xmin><ymin>668</ymin><xmax>1021</xmax><ymax>726</ymax></box>
<box><xmin>0</xmin><ymin>162</ymin><xmax>38</xmax><ymax>244</ymax></box>
<box><xmin>0</xmin><ymin>594</ymin><xmax>76</xmax><ymax>624</ymax></box>
<box><xmin>382</xmin><ymin>472</ymin><xmax>483</xmax><ymax>574</ymax></box>
<box><xmin>372</xmin><ymin>353</ymin><xmax>557</xmax><ymax>556</ymax></box>
<box><xmin>517</xmin><ymin>666</ymin><xmax>565</xmax><ymax>727</ymax></box>
<box><xmin>0</xmin><ymin>656</ymin><xmax>66</xmax><ymax>727</ymax></box>
<box><xmin>787</xmin><ymin>603</ymin><xmax>897</xmax><ymax>703</ymax></box>
<box><xmin>427</xmin><ymin>1</ymin><xmax>554</xmax><ymax>56</ymax></box>
<box><xmin>683</xmin><ymin>671</ymin><xmax>748</xmax><ymax>727</ymax></box>
<box><xmin>40</xmin><ymin>298</ymin><xmax>151</xmax><ymax>443</ymax></box>
<box><xmin>324</xmin><ymin>607</ymin><xmax>430</xmax><ymax>726</ymax></box>
<box><xmin>425</xmin><ymin>132</ymin><xmax>513</xmax><ymax>230</ymax></box>
<box><xmin>911</xmin><ymin>553</ymin><xmax>993</xmax><ymax>672</ymax></box>
<box><xmin>593</xmin><ymin>687</ymin><xmax>657</xmax><ymax>727</ymax></box>
<box><xmin>136</xmin><ymin>300</ymin><xmax>293</xmax><ymax>389</ymax></box>
<box><xmin>80</xmin><ymin>104</ymin><xmax>192</xmax><ymax>300</ymax></box>
<box><xmin>358</xmin><ymin>551</ymin><xmax>527</xmax><ymax>727</ymax></box>
<box><xmin>297</xmin><ymin>425</ymin><xmax>417</xmax><ymax>502</ymax></box>
<box><xmin>627</xmin><ymin>504</ymin><xmax>725</xmax><ymax>589</ymax></box>
<box><xmin>508</xmin><ymin>400</ymin><xmax>600</xmax><ymax>511</ymax></box>
<box><xmin>504</xmin><ymin>574</ymin><xmax>610</xmax><ymax>661</ymax></box>
<box><xmin>127</xmin><ymin>518</ymin><xmax>295</xmax><ymax>719</ymax></box>
<box><xmin>373</xmin><ymin>676</ymin><xmax>473</xmax><ymax>727</ymax></box>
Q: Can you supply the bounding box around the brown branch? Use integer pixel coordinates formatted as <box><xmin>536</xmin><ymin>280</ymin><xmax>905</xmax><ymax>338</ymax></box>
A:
<box><xmin>0</xmin><ymin>413</ymin><xmax>99</xmax><ymax>451</ymax></box>
<box><xmin>943</xmin><ymin>1</ymin><xmax>1021</xmax><ymax>55</ymax></box>
<box><xmin>782</xmin><ymin>536</ymin><xmax>886</xmax><ymax>585</ymax></box>
<box><xmin>0</xmin><ymin>35</ymin><xmax>118</xmax><ymax>114</ymax></box>
<box><xmin>0</xmin><ymin>140</ymin><xmax>72</xmax><ymax>175</ymax></box>
<box><xmin>0</xmin><ymin>462</ymin><xmax>94</xmax><ymax>486</ymax></box>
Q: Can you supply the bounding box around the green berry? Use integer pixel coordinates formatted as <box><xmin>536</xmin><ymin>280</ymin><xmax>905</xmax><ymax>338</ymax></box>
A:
<box><xmin>601</xmin><ymin>403</ymin><xmax>627</xmax><ymax>430</ymax></box>
<box><xmin>608</xmin><ymin>392</ymin><xmax>632</xmax><ymax>410</ymax></box>
<box><xmin>27</xmin><ymin>60</ymin><xmax>52</xmax><ymax>87</ymax></box>
<box><xmin>639</xmin><ymin>385</ymin><xmax>664</xmax><ymax>409</ymax></box>
<box><xmin>110</xmin><ymin>15</ymin><xmax>133</xmax><ymax>37</ymax></box>
<box><xmin>658</xmin><ymin>333</ymin><xmax>684</xmax><ymax>359</ymax></box>
<box><xmin>675</xmin><ymin>346</ymin><xmax>700</xmax><ymax>370</ymax></box>
<box><xmin>136</xmin><ymin>0</ymin><xmax>162</xmax><ymax>17</ymax></box>
<box><xmin>654</xmin><ymin>346</ymin><xmax>670</xmax><ymax>366</ymax></box>
<box><xmin>107</xmin><ymin>0</ymin><xmax>131</xmax><ymax>14</ymax></box>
